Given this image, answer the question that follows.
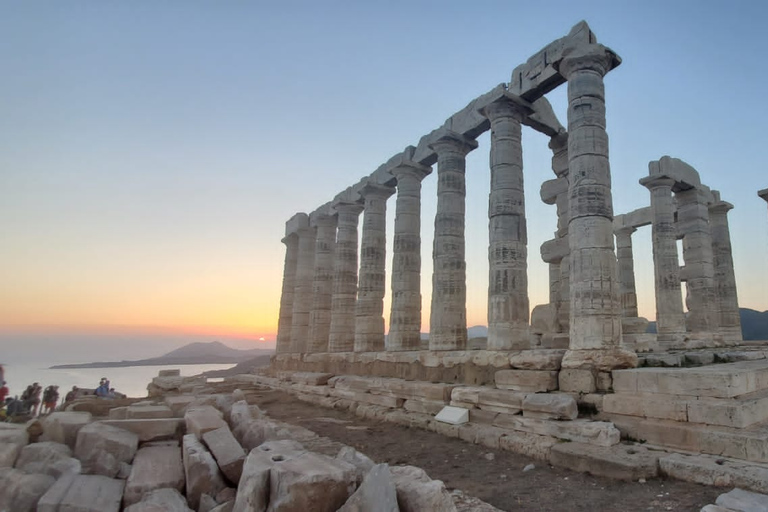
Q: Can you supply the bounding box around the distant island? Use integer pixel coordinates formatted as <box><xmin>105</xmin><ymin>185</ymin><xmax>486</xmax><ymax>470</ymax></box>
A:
<box><xmin>50</xmin><ymin>341</ymin><xmax>274</xmax><ymax>369</ymax></box>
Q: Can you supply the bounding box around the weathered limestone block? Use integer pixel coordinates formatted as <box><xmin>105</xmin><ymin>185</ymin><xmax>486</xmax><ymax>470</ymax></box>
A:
<box><xmin>329</xmin><ymin>375</ymin><xmax>380</xmax><ymax>392</ymax></box>
<box><xmin>75</xmin><ymin>422</ymin><xmax>139</xmax><ymax>477</ymax></box>
<box><xmin>509</xmin><ymin>349</ymin><xmax>565</xmax><ymax>370</ymax></box>
<box><xmin>659</xmin><ymin>453</ymin><xmax>768</xmax><ymax>493</ymax></box>
<box><xmin>493</xmin><ymin>415</ymin><xmax>620</xmax><ymax>447</ymax></box>
<box><xmin>642</xmin><ymin>353</ymin><xmax>684</xmax><ymax>367</ymax></box>
<box><xmin>124</xmin><ymin>446</ymin><xmax>185</xmax><ymax>506</ymax></box>
<box><xmin>687</xmin><ymin>393</ymin><xmax>768</xmax><ymax>429</ymax></box>
<box><xmin>375</xmin><ymin>379</ymin><xmax>456</xmax><ymax>402</ymax></box>
<box><xmin>716</xmin><ymin>488</ymin><xmax>768</xmax><ymax>511</ymax></box>
<box><xmin>37</xmin><ymin>472</ymin><xmax>78</xmax><ymax>512</ymax></box>
<box><xmin>15</xmin><ymin>441</ymin><xmax>81</xmax><ymax>478</ymax></box>
<box><xmin>99</xmin><ymin>418</ymin><xmax>183</xmax><ymax>442</ymax></box>
<box><xmin>183</xmin><ymin>434</ymin><xmax>227</xmax><ymax>510</ymax></box>
<box><xmin>229</xmin><ymin>400</ymin><xmax>253</xmax><ymax>435</ymax></box>
<box><xmin>233</xmin><ymin>440</ymin><xmax>307</xmax><ymax>512</ymax></box>
<box><xmin>330</xmin><ymin>388</ymin><xmax>404</xmax><ymax>408</ymax></box>
<box><xmin>336</xmin><ymin>446</ymin><xmax>375</xmax><ymax>483</ymax></box>
<box><xmin>288</xmin><ymin>372</ymin><xmax>334</xmax><ymax>386</ymax></box>
<box><xmin>390</xmin><ymin>465</ymin><xmax>457</xmax><ymax>512</ymax></box>
<box><xmin>0</xmin><ymin>427</ymin><xmax>28</xmax><ymax>467</ymax></box>
<box><xmin>522</xmin><ymin>393</ymin><xmax>577</xmax><ymax>420</ymax></box>
<box><xmin>108</xmin><ymin>407</ymin><xmax>128</xmax><ymax>420</ymax></box>
<box><xmin>602</xmin><ymin>393</ymin><xmax>688</xmax><ymax>422</ymax></box>
<box><xmin>494</xmin><ymin>369</ymin><xmax>558</xmax><ymax>392</ymax></box>
<box><xmin>0</xmin><ymin>467</ymin><xmax>55</xmax><ymax>512</ymax></box>
<box><xmin>165</xmin><ymin>395</ymin><xmax>197</xmax><ymax>417</ymax></box>
<box><xmin>550</xmin><ymin>442</ymin><xmax>660</xmax><ymax>480</ymax></box>
<box><xmin>338</xmin><ymin>463</ymin><xmax>398</xmax><ymax>512</ymax></box>
<box><xmin>558</xmin><ymin>369</ymin><xmax>596</xmax><ymax>393</ymax></box>
<box><xmin>186</xmin><ymin>405</ymin><xmax>228</xmax><ymax>440</ymax></box>
<box><xmin>40</xmin><ymin>411</ymin><xmax>92</xmax><ymax>448</ymax></box>
<box><xmin>403</xmin><ymin>399</ymin><xmax>446</xmax><ymax>415</ymax></box>
<box><xmin>477</xmin><ymin>388</ymin><xmax>526</xmax><ymax>411</ymax></box>
<box><xmin>498</xmin><ymin>430</ymin><xmax>557</xmax><ymax>461</ymax></box>
<box><xmin>203</xmin><ymin>426</ymin><xmax>246</xmax><ymax>485</ymax></box>
<box><xmin>125</xmin><ymin>404</ymin><xmax>173</xmax><ymax>419</ymax></box>
<box><xmin>56</xmin><ymin>474</ymin><xmax>125</xmax><ymax>512</ymax></box>
<box><xmin>451</xmin><ymin>386</ymin><xmax>483</xmax><ymax>405</ymax></box>
<box><xmin>124</xmin><ymin>488</ymin><xmax>193</xmax><ymax>512</ymax></box>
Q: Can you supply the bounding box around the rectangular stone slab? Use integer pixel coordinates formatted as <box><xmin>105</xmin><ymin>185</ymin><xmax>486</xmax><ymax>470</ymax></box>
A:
<box><xmin>99</xmin><ymin>418</ymin><xmax>183</xmax><ymax>442</ymax></box>
<box><xmin>435</xmin><ymin>406</ymin><xmax>469</xmax><ymax>425</ymax></box>
<box><xmin>550</xmin><ymin>442</ymin><xmax>660</xmax><ymax>481</ymax></box>
<box><xmin>494</xmin><ymin>370</ymin><xmax>558</xmax><ymax>392</ymax></box>
<box><xmin>58</xmin><ymin>475</ymin><xmax>125</xmax><ymax>512</ymax></box>
<box><xmin>659</xmin><ymin>452</ymin><xmax>768</xmax><ymax>494</ymax></box>
<box><xmin>123</xmin><ymin>446</ymin><xmax>185</xmax><ymax>506</ymax></box>
<box><xmin>612</xmin><ymin>360</ymin><xmax>768</xmax><ymax>398</ymax></box>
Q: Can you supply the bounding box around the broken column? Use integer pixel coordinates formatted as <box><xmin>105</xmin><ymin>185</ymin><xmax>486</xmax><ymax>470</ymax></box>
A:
<box><xmin>641</xmin><ymin>175</ymin><xmax>686</xmax><ymax>346</ymax></box>
<box><xmin>388</xmin><ymin>162</ymin><xmax>431</xmax><ymax>351</ymax></box>
<box><xmin>480</xmin><ymin>94</ymin><xmax>531</xmax><ymax>350</ymax></box>
<box><xmin>355</xmin><ymin>182</ymin><xmax>395</xmax><ymax>352</ymax></box>
<box><xmin>557</xmin><ymin>44</ymin><xmax>636</xmax><ymax>372</ymax></box>
<box><xmin>708</xmin><ymin>193</ymin><xmax>742</xmax><ymax>343</ymax></box>
<box><xmin>307</xmin><ymin>211</ymin><xmax>337</xmax><ymax>353</ymax></box>
<box><xmin>677</xmin><ymin>187</ymin><xmax>720</xmax><ymax>344</ymax></box>
<box><xmin>328</xmin><ymin>200</ymin><xmax>364</xmax><ymax>352</ymax></box>
<box><xmin>428</xmin><ymin>130</ymin><xmax>478</xmax><ymax>351</ymax></box>
<box><xmin>614</xmin><ymin>226</ymin><xmax>638</xmax><ymax>318</ymax></box>
<box><xmin>275</xmin><ymin>216</ymin><xmax>302</xmax><ymax>354</ymax></box>
<box><xmin>289</xmin><ymin>223</ymin><xmax>317</xmax><ymax>354</ymax></box>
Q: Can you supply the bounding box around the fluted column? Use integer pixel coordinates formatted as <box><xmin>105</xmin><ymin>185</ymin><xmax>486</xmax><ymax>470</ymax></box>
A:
<box><xmin>641</xmin><ymin>175</ymin><xmax>685</xmax><ymax>344</ymax></box>
<box><xmin>307</xmin><ymin>212</ymin><xmax>338</xmax><ymax>353</ymax></box>
<box><xmin>276</xmin><ymin>233</ymin><xmax>299</xmax><ymax>353</ymax></box>
<box><xmin>558</xmin><ymin>45</ymin><xmax>636</xmax><ymax>371</ymax></box>
<box><xmin>428</xmin><ymin>132</ymin><xmax>478</xmax><ymax>351</ymax></box>
<box><xmin>355</xmin><ymin>183</ymin><xmax>395</xmax><ymax>352</ymax></box>
<box><xmin>289</xmin><ymin>225</ymin><xmax>317</xmax><ymax>353</ymax></box>
<box><xmin>481</xmin><ymin>96</ymin><xmax>531</xmax><ymax>350</ymax></box>
<box><xmin>615</xmin><ymin>227</ymin><xmax>638</xmax><ymax>318</ymax></box>
<box><xmin>328</xmin><ymin>202</ymin><xmax>364</xmax><ymax>352</ymax></box>
<box><xmin>388</xmin><ymin>163</ymin><xmax>431</xmax><ymax>351</ymax></box>
<box><xmin>677</xmin><ymin>187</ymin><xmax>720</xmax><ymax>342</ymax></box>
<box><xmin>709</xmin><ymin>199</ymin><xmax>742</xmax><ymax>343</ymax></box>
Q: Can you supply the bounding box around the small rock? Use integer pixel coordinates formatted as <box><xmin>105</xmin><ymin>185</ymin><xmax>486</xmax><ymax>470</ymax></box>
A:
<box><xmin>523</xmin><ymin>464</ymin><xmax>535</xmax><ymax>472</ymax></box>
<box><xmin>484</xmin><ymin>453</ymin><xmax>495</xmax><ymax>461</ymax></box>
<box><xmin>639</xmin><ymin>478</ymin><xmax>646</xmax><ymax>483</ymax></box>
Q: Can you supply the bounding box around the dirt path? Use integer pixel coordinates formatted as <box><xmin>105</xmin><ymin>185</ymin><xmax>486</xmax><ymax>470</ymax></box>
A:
<box><xmin>253</xmin><ymin>389</ymin><xmax>720</xmax><ymax>512</ymax></box>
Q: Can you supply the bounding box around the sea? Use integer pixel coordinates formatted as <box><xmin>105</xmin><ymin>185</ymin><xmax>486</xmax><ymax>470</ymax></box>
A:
<box><xmin>1</xmin><ymin>362</ymin><xmax>236</xmax><ymax>400</ymax></box>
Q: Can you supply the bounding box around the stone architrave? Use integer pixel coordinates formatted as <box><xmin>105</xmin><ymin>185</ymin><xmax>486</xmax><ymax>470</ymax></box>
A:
<box><xmin>480</xmin><ymin>94</ymin><xmax>532</xmax><ymax>350</ymax></box>
<box><xmin>289</xmin><ymin>225</ymin><xmax>317</xmax><ymax>353</ymax></box>
<box><xmin>307</xmin><ymin>212</ymin><xmax>338</xmax><ymax>353</ymax></box>
<box><xmin>355</xmin><ymin>183</ymin><xmax>395</xmax><ymax>352</ymax></box>
<box><xmin>557</xmin><ymin>44</ymin><xmax>636</xmax><ymax>372</ymax></box>
<box><xmin>676</xmin><ymin>187</ymin><xmax>720</xmax><ymax>340</ymax></box>
<box><xmin>615</xmin><ymin>227</ymin><xmax>638</xmax><ymax>318</ymax></box>
<box><xmin>428</xmin><ymin>131</ymin><xmax>478</xmax><ymax>351</ymax></box>
<box><xmin>641</xmin><ymin>175</ymin><xmax>686</xmax><ymax>344</ymax></box>
<box><xmin>328</xmin><ymin>201</ymin><xmax>364</xmax><ymax>353</ymax></box>
<box><xmin>275</xmin><ymin>234</ymin><xmax>299</xmax><ymax>354</ymax></box>
<box><xmin>387</xmin><ymin>162</ymin><xmax>431</xmax><ymax>351</ymax></box>
<box><xmin>709</xmin><ymin>197</ymin><xmax>742</xmax><ymax>343</ymax></box>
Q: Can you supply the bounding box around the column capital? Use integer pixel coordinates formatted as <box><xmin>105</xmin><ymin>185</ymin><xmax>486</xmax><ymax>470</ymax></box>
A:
<box><xmin>359</xmin><ymin>182</ymin><xmax>395</xmax><ymax>201</ymax></box>
<box><xmin>640</xmin><ymin>174</ymin><xmax>676</xmax><ymax>191</ymax></box>
<box><xmin>478</xmin><ymin>92</ymin><xmax>533</xmax><ymax>122</ymax></box>
<box><xmin>759</xmin><ymin>188</ymin><xmax>768</xmax><ymax>202</ymax></box>
<box><xmin>332</xmin><ymin>200</ymin><xmax>364</xmax><ymax>216</ymax></box>
<box><xmin>428</xmin><ymin>129</ymin><xmax>478</xmax><ymax>157</ymax></box>
<box><xmin>708</xmin><ymin>201</ymin><xmax>734</xmax><ymax>215</ymax></box>
<box><xmin>281</xmin><ymin>233</ymin><xmax>298</xmax><ymax>245</ymax></box>
<box><xmin>614</xmin><ymin>226</ymin><xmax>637</xmax><ymax>237</ymax></box>
<box><xmin>557</xmin><ymin>44</ymin><xmax>620</xmax><ymax>79</ymax></box>
<box><xmin>309</xmin><ymin>210</ymin><xmax>337</xmax><ymax>228</ymax></box>
<box><xmin>391</xmin><ymin>161</ymin><xmax>431</xmax><ymax>182</ymax></box>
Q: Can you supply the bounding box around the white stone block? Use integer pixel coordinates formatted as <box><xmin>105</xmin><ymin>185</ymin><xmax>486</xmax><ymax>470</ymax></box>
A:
<box><xmin>434</xmin><ymin>406</ymin><xmax>469</xmax><ymax>425</ymax></box>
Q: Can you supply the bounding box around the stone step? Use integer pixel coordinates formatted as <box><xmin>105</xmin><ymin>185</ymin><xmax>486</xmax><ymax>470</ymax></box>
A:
<box><xmin>607</xmin><ymin>413</ymin><xmax>768</xmax><ymax>463</ymax></box>
<box><xmin>659</xmin><ymin>452</ymin><xmax>768</xmax><ymax>494</ymax></box>
<box><xmin>613</xmin><ymin>360</ymin><xmax>768</xmax><ymax>398</ymax></box>
<box><xmin>549</xmin><ymin>442</ymin><xmax>660</xmax><ymax>481</ymax></box>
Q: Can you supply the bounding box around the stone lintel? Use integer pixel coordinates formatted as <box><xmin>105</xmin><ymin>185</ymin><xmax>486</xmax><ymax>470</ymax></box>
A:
<box><xmin>476</xmin><ymin>87</ymin><xmax>534</xmax><ymax>119</ymax></box>
<box><xmin>391</xmin><ymin>160</ymin><xmax>432</xmax><ymax>181</ymax></box>
<box><xmin>541</xmin><ymin>237</ymin><xmax>569</xmax><ymax>264</ymax></box>
<box><xmin>308</xmin><ymin>208</ymin><xmax>336</xmax><ymax>227</ymax></box>
<box><xmin>759</xmin><ymin>188</ymin><xmax>768</xmax><ymax>202</ymax></box>
<box><xmin>427</xmin><ymin>128</ymin><xmax>479</xmax><ymax>154</ymax></box>
<box><xmin>285</xmin><ymin>212</ymin><xmax>309</xmax><ymax>237</ymax></box>
<box><xmin>708</xmin><ymin>200</ymin><xmax>734</xmax><ymax>214</ymax></box>
<box><xmin>540</xmin><ymin>177</ymin><xmax>569</xmax><ymax>205</ymax></box>
<box><xmin>648</xmin><ymin>156</ymin><xmax>701</xmax><ymax>190</ymax></box>
<box><xmin>359</xmin><ymin>180</ymin><xmax>395</xmax><ymax>199</ymax></box>
<box><xmin>614</xmin><ymin>207</ymin><xmax>652</xmax><ymax>231</ymax></box>
<box><xmin>640</xmin><ymin>173</ymin><xmax>682</xmax><ymax>192</ymax></box>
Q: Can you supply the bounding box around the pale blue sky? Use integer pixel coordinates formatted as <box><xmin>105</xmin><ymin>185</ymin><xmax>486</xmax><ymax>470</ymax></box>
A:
<box><xmin>1</xmin><ymin>1</ymin><xmax>767</xmax><ymax>361</ymax></box>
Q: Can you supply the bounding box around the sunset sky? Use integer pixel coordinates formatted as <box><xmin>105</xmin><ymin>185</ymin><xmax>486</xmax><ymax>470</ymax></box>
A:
<box><xmin>2</xmin><ymin>1</ymin><xmax>768</xmax><ymax>362</ymax></box>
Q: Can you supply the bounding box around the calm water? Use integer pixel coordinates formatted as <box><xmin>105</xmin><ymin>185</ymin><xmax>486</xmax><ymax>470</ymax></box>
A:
<box><xmin>2</xmin><ymin>362</ymin><xmax>236</xmax><ymax>400</ymax></box>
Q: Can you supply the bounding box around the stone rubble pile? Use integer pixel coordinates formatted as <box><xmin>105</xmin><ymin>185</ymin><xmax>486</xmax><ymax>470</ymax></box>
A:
<box><xmin>0</xmin><ymin>370</ymin><xmax>499</xmax><ymax>512</ymax></box>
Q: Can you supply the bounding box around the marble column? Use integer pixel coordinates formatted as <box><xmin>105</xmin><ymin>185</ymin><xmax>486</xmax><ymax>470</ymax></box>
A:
<box><xmin>709</xmin><ymin>197</ymin><xmax>742</xmax><ymax>343</ymax></box>
<box><xmin>677</xmin><ymin>187</ymin><xmax>720</xmax><ymax>341</ymax></box>
<box><xmin>388</xmin><ymin>163</ymin><xmax>431</xmax><ymax>351</ymax></box>
<box><xmin>355</xmin><ymin>183</ymin><xmax>395</xmax><ymax>352</ymax></box>
<box><xmin>328</xmin><ymin>202</ymin><xmax>364</xmax><ymax>353</ymax></box>
<box><xmin>275</xmin><ymin>233</ymin><xmax>299</xmax><ymax>354</ymax></box>
<box><xmin>615</xmin><ymin>227</ymin><xmax>638</xmax><ymax>318</ymax></box>
<box><xmin>428</xmin><ymin>131</ymin><xmax>478</xmax><ymax>351</ymax></box>
<box><xmin>481</xmin><ymin>96</ymin><xmax>531</xmax><ymax>350</ymax></box>
<box><xmin>641</xmin><ymin>175</ymin><xmax>686</xmax><ymax>344</ymax></box>
<box><xmin>558</xmin><ymin>45</ymin><xmax>636</xmax><ymax>370</ymax></box>
<box><xmin>289</xmin><ymin>225</ymin><xmax>317</xmax><ymax>353</ymax></box>
<box><xmin>307</xmin><ymin>212</ymin><xmax>338</xmax><ymax>353</ymax></box>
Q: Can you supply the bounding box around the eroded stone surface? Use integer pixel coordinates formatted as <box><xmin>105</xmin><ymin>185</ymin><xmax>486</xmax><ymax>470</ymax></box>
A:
<box><xmin>183</xmin><ymin>433</ymin><xmax>227</xmax><ymax>510</ymax></box>
<box><xmin>124</xmin><ymin>488</ymin><xmax>193</xmax><ymax>512</ymax></box>
<box><xmin>75</xmin><ymin>422</ymin><xmax>139</xmax><ymax>477</ymax></box>
<box><xmin>338</xmin><ymin>463</ymin><xmax>398</xmax><ymax>512</ymax></box>
<box><xmin>16</xmin><ymin>441</ymin><xmax>81</xmax><ymax>478</ymax></box>
<box><xmin>203</xmin><ymin>425</ymin><xmax>246</xmax><ymax>485</ymax></box>
<box><xmin>390</xmin><ymin>465</ymin><xmax>457</xmax><ymax>512</ymax></box>
<box><xmin>57</xmin><ymin>474</ymin><xmax>124</xmax><ymax>512</ymax></box>
<box><xmin>124</xmin><ymin>445</ymin><xmax>185</xmax><ymax>506</ymax></box>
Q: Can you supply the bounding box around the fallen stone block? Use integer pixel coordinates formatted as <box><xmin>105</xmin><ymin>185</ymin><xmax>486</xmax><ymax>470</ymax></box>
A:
<box><xmin>37</xmin><ymin>472</ymin><xmax>78</xmax><ymax>512</ymax></box>
<box><xmin>203</xmin><ymin>425</ymin><xmax>246</xmax><ymax>485</ymax></box>
<box><xmin>183</xmin><ymin>434</ymin><xmax>227</xmax><ymax>511</ymax></box>
<box><xmin>550</xmin><ymin>442</ymin><xmax>659</xmax><ymax>480</ymax></box>
<box><xmin>233</xmin><ymin>440</ymin><xmax>307</xmax><ymax>512</ymax></box>
<box><xmin>390</xmin><ymin>465</ymin><xmax>457</xmax><ymax>512</ymax></box>
<box><xmin>339</xmin><ymin>463</ymin><xmax>398</xmax><ymax>512</ymax></box>
<box><xmin>15</xmin><ymin>441</ymin><xmax>81</xmax><ymax>478</ymax></box>
<box><xmin>75</xmin><ymin>422</ymin><xmax>139</xmax><ymax>477</ymax></box>
<box><xmin>522</xmin><ymin>393</ymin><xmax>577</xmax><ymax>420</ymax></box>
<box><xmin>237</xmin><ymin>418</ymin><xmax>279</xmax><ymax>452</ymax></box>
<box><xmin>186</xmin><ymin>405</ymin><xmax>228</xmax><ymax>440</ymax></box>
<box><xmin>494</xmin><ymin>370</ymin><xmax>558</xmax><ymax>392</ymax></box>
<box><xmin>336</xmin><ymin>446</ymin><xmax>375</xmax><ymax>483</ymax></box>
<box><xmin>124</xmin><ymin>445</ymin><xmax>185</xmax><ymax>506</ymax></box>
<box><xmin>99</xmin><ymin>418</ymin><xmax>182</xmax><ymax>442</ymax></box>
<box><xmin>509</xmin><ymin>349</ymin><xmax>565</xmax><ymax>370</ymax></box>
<box><xmin>165</xmin><ymin>395</ymin><xmax>197</xmax><ymax>417</ymax></box>
<box><xmin>715</xmin><ymin>487</ymin><xmax>768</xmax><ymax>511</ymax></box>
<box><xmin>229</xmin><ymin>400</ymin><xmax>253</xmax><ymax>431</ymax></box>
<box><xmin>40</xmin><ymin>411</ymin><xmax>92</xmax><ymax>449</ymax></box>
<box><xmin>494</xmin><ymin>415</ymin><xmax>620</xmax><ymax>447</ymax></box>
<box><xmin>56</xmin><ymin>474</ymin><xmax>124</xmax><ymax>512</ymax></box>
<box><xmin>124</xmin><ymin>488</ymin><xmax>192</xmax><ymax>512</ymax></box>
<box><xmin>108</xmin><ymin>406</ymin><xmax>129</xmax><ymax>420</ymax></box>
<box><xmin>498</xmin><ymin>430</ymin><xmax>556</xmax><ymax>461</ymax></box>
<box><xmin>659</xmin><ymin>452</ymin><xmax>768</xmax><ymax>494</ymax></box>
<box><xmin>269</xmin><ymin>450</ymin><xmax>357</xmax><ymax>511</ymax></box>
<box><xmin>435</xmin><ymin>406</ymin><xmax>469</xmax><ymax>425</ymax></box>
<box><xmin>0</xmin><ymin>467</ymin><xmax>55</xmax><ymax>512</ymax></box>
<box><xmin>125</xmin><ymin>404</ymin><xmax>173</xmax><ymax>419</ymax></box>
<box><xmin>0</xmin><ymin>427</ymin><xmax>28</xmax><ymax>467</ymax></box>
